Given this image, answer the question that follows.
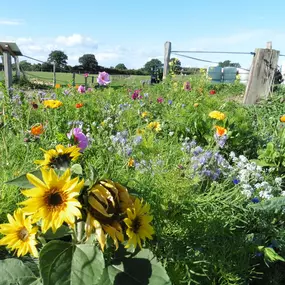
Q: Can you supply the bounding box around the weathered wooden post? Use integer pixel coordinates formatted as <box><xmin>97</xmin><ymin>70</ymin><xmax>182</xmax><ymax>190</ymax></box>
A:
<box><xmin>84</xmin><ymin>76</ymin><xmax>88</xmax><ymax>88</ymax></box>
<box><xmin>53</xmin><ymin>62</ymin><xmax>56</xmax><ymax>87</ymax></box>
<box><xmin>243</xmin><ymin>42</ymin><xmax>279</xmax><ymax>104</ymax></box>
<box><xmin>3</xmin><ymin>50</ymin><xmax>12</xmax><ymax>90</ymax></box>
<box><xmin>14</xmin><ymin>56</ymin><xmax>20</xmax><ymax>80</ymax></box>
<box><xmin>72</xmin><ymin>72</ymin><xmax>75</xmax><ymax>86</ymax></box>
<box><xmin>91</xmin><ymin>76</ymin><xmax>94</xmax><ymax>84</ymax></box>
<box><xmin>163</xmin><ymin>41</ymin><xmax>171</xmax><ymax>80</ymax></box>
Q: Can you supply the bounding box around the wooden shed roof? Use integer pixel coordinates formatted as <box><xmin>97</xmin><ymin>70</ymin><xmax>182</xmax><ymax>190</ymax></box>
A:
<box><xmin>0</xmin><ymin>42</ymin><xmax>22</xmax><ymax>56</ymax></box>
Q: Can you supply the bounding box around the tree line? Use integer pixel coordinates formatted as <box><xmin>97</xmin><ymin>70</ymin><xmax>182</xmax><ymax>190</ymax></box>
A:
<box><xmin>0</xmin><ymin>50</ymin><xmax>241</xmax><ymax>75</ymax></box>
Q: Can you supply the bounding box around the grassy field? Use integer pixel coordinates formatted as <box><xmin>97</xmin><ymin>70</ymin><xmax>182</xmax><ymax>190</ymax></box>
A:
<box><xmin>0</xmin><ymin>71</ymin><xmax>150</xmax><ymax>87</ymax></box>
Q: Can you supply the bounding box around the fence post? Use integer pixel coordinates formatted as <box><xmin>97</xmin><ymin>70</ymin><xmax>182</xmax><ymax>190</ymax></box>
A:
<box><xmin>163</xmin><ymin>41</ymin><xmax>171</xmax><ymax>80</ymax></box>
<box><xmin>72</xmin><ymin>73</ymin><xmax>75</xmax><ymax>86</ymax></box>
<box><xmin>243</xmin><ymin>42</ymin><xmax>279</xmax><ymax>105</ymax></box>
<box><xmin>85</xmin><ymin>76</ymin><xmax>88</xmax><ymax>88</ymax></box>
<box><xmin>3</xmin><ymin>50</ymin><xmax>13</xmax><ymax>91</ymax></box>
<box><xmin>14</xmin><ymin>56</ymin><xmax>20</xmax><ymax>80</ymax></box>
<box><xmin>92</xmin><ymin>76</ymin><xmax>94</xmax><ymax>84</ymax></box>
<box><xmin>53</xmin><ymin>62</ymin><xmax>56</xmax><ymax>87</ymax></box>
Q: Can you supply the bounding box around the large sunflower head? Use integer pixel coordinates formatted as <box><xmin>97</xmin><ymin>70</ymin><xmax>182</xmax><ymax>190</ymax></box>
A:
<box><xmin>34</xmin><ymin>144</ymin><xmax>81</xmax><ymax>170</ymax></box>
<box><xmin>19</xmin><ymin>168</ymin><xmax>84</xmax><ymax>233</ymax></box>
<box><xmin>84</xmin><ymin>179</ymin><xmax>133</xmax><ymax>251</ymax></box>
<box><xmin>0</xmin><ymin>209</ymin><xmax>38</xmax><ymax>257</ymax></box>
<box><xmin>124</xmin><ymin>198</ymin><xmax>154</xmax><ymax>249</ymax></box>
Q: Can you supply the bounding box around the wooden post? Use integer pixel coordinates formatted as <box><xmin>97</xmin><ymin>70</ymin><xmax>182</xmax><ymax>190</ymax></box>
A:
<box><xmin>85</xmin><ymin>76</ymin><xmax>88</xmax><ymax>88</ymax></box>
<box><xmin>92</xmin><ymin>76</ymin><xmax>94</xmax><ymax>84</ymax></box>
<box><xmin>243</xmin><ymin>43</ymin><xmax>279</xmax><ymax>105</ymax></box>
<box><xmin>72</xmin><ymin>72</ymin><xmax>75</xmax><ymax>86</ymax></box>
<box><xmin>3</xmin><ymin>51</ymin><xmax>13</xmax><ymax>90</ymax></box>
<box><xmin>53</xmin><ymin>62</ymin><xmax>56</xmax><ymax>87</ymax></box>
<box><xmin>163</xmin><ymin>41</ymin><xmax>171</xmax><ymax>80</ymax></box>
<box><xmin>14</xmin><ymin>56</ymin><xmax>20</xmax><ymax>80</ymax></box>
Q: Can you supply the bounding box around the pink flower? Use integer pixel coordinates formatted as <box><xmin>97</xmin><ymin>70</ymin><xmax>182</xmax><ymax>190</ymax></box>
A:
<box><xmin>97</xmin><ymin>71</ymin><xmax>111</xmax><ymax>86</ymax></box>
<box><xmin>67</xmin><ymin>127</ymin><xmax>88</xmax><ymax>152</ymax></box>
<box><xmin>184</xmin><ymin>81</ymin><xmax>192</xmax><ymax>91</ymax></box>
<box><xmin>131</xmin><ymin>89</ymin><xmax>142</xmax><ymax>100</ymax></box>
<box><xmin>157</xmin><ymin>97</ymin><xmax>164</xmax><ymax>103</ymax></box>
<box><xmin>78</xmin><ymin>85</ymin><xmax>86</xmax><ymax>93</ymax></box>
<box><xmin>87</xmin><ymin>88</ymin><xmax>93</xmax><ymax>92</ymax></box>
<box><xmin>84</xmin><ymin>73</ymin><xmax>89</xmax><ymax>78</ymax></box>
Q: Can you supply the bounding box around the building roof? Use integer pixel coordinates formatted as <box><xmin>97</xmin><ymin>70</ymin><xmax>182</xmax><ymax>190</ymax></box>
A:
<box><xmin>0</xmin><ymin>42</ymin><xmax>22</xmax><ymax>56</ymax></box>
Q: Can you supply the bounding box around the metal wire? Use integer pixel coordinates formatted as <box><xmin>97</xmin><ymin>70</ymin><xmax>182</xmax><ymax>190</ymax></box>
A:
<box><xmin>22</xmin><ymin>54</ymin><xmax>46</xmax><ymax>63</ymax></box>
<box><xmin>172</xmin><ymin>50</ymin><xmax>255</xmax><ymax>55</ymax></box>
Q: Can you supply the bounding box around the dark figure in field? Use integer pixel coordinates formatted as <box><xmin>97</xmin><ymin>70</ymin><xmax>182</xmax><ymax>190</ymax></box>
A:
<box><xmin>272</xmin><ymin>68</ymin><xmax>284</xmax><ymax>92</ymax></box>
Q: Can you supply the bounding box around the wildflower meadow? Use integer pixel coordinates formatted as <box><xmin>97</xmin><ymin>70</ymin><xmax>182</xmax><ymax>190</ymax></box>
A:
<box><xmin>1</xmin><ymin>71</ymin><xmax>285</xmax><ymax>285</ymax></box>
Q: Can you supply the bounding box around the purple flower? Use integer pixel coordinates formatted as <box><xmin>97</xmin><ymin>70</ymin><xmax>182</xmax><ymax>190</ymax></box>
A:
<box><xmin>168</xmin><ymin>100</ymin><xmax>173</xmax><ymax>105</ymax></box>
<box><xmin>97</xmin><ymin>71</ymin><xmax>111</xmax><ymax>86</ymax></box>
<box><xmin>67</xmin><ymin>128</ymin><xmax>88</xmax><ymax>152</ymax></box>
<box><xmin>132</xmin><ymin>90</ymin><xmax>140</xmax><ymax>100</ymax></box>
<box><xmin>184</xmin><ymin>81</ymin><xmax>192</xmax><ymax>91</ymax></box>
<box><xmin>78</xmin><ymin>85</ymin><xmax>86</xmax><ymax>93</ymax></box>
<box><xmin>233</xmin><ymin>178</ymin><xmax>240</xmax><ymax>185</ymax></box>
<box><xmin>251</xmin><ymin>197</ymin><xmax>260</xmax><ymax>203</ymax></box>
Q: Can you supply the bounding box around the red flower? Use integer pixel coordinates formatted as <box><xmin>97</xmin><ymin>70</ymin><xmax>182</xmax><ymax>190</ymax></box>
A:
<box><xmin>157</xmin><ymin>97</ymin><xmax>164</xmax><ymax>103</ymax></box>
<box><xmin>209</xmin><ymin>90</ymin><xmax>216</xmax><ymax>95</ymax></box>
<box><xmin>76</xmin><ymin>103</ymin><xmax>84</xmax><ymax>108</ymax></box>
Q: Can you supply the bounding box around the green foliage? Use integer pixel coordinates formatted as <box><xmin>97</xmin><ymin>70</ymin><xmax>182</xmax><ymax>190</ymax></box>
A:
<box><xmin>79</xmin><ymin>54</ymin><xmax>99</xmax><ymax>73</ymax></box>
<box><xmin>47</xmin><ymin>50</ymin><xmax>68</xmax><ymax>70</ymax></box>
<box><xmin>144</xmin><ymin>58</ymin><xmax>163</xmax><ymax>74</ymax></box>
<box><xmin>115</xmin><ymin>63</ymin><xmax>127</xmax><ymax>70</ymax></box>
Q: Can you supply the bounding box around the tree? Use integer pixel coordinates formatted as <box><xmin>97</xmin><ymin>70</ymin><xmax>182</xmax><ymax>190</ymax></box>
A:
<box><xmin>47</xmin><ymin>50</ymin><xmax>68</xmax><ymax>70</ymax></box>
<box><xmin>218</xmin><ymin>60</ymin><xmax>241</xmax><ymax>68</ymax></box>
<box><xmin>79</xmin><ymin>54</ymin><xmax>98</xmax><ymax>73</ymax></box>
<box><xmin>41</xmin><ymin>62</ymin><xmax>53</xmax><ymax>72</ymax></box>
<box><xmin>19</xmin><ymin>60</ymin><xmax>33</xmax><ymax>71</ymax></box>
<box><xmin>170</xmin><ymin>58</ymin><xmax>182</xmax><ymax>74</ymax></box>
<box><xmin>115</xmin><ymin>63</ymin><xmax>127</xmax><ymax>70</ymax></box>
<box><xmin>143</xmin><ymin>59</ymin><xmax>163</xmax><ymax>74</ymax></box>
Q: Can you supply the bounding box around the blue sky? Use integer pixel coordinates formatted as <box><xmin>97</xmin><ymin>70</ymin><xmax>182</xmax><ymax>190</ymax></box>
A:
<box><xmin>1</xmin><ymin>0</ymin><xmax>285</xmax><ymax>69</ymax></box>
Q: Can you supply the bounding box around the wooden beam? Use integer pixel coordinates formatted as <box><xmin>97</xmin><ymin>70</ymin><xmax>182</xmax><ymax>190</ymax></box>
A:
<box><xmin>14</xmin><ymin>56</ymin><xmax>20</xmax><ymax>79</ymax></box>
<box><xmin>163</xmin><ymin>41</ymin><xmax>171</xmax><ymax>80</ymax></box>
<box><xmin>243</xmin><ymin>45</ymin><xmax>279</xmax><ymax>104</ymax></box>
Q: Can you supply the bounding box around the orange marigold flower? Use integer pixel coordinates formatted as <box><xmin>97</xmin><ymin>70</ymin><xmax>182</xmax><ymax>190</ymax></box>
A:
<box><xmin>280</xmin><ymin>115</ymin><xmax>285</xmax><ymax>122</ymax></box>
<box><xmin>76</xmin><ymin>103</ymin><xmax>84</xmax><ymax>108</ymax></box>
<box><xmin>55</xmin><ymin>83</ymin><xmax>61</xmax><ymax>89</ymax></box>
<box><xmin>215</xmin><ymin>126</ymin><xmax>227</xmax><ymax>136</ymax></box>
<box><xmin>31</xmin><ymin>124</ymin><xmax>44</xmax><ymax>136</ymax></box>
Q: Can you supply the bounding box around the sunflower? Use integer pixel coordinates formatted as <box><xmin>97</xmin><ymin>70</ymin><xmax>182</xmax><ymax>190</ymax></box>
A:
<box><xmin>34</xmin><ymin>144</ymin><xmax>81</xmax><ymax>169</ymax></box>
<box><xmin>0</xmin><ymin>209</ymin><xmax>38</xmax><ymax>257</ymax></box>
<box><xmin>124</xmin><ymin>198</ymin><xmax>154</xmax><ymax>249</ymax></box>
<box><xmin>85</xmin><ymin>179</ymin><xmax>133</xmax><ymax>251</ymax></box>
<box><xmin>19</xmin><ymin>168</ymin><xmax>84</xmax><ymax>233</ymax></box>
<box><xmin>43</xmin><ymin>100</ymin><xmax>63</xmax><ymax>109</ymax></box>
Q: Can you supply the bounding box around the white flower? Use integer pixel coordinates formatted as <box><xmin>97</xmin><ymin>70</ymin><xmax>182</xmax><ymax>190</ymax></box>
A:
<box><xmin>169</xmin><ymin>131</ymin><xmax>174</xmax><ymax>137</ymax></box>
<box><xmin>275</xmin><ymin>177</ymin><xmax>282</xmax><ymax>186</ymax></box>
<box><xmin>259</xmin><ymin>190</ymin><xmax>273</xmax><ymax>199</ymax></box>
<box><xmin>239</xmin><ymin>155</ymin><xmax>248</xmax><ymax>163</ymax></box>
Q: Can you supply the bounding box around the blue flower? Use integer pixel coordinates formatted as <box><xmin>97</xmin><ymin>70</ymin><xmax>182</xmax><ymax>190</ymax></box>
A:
<box><xmin>233</xmin><ymin>178</ymin><xmax>240</xmax><ymax>185</ymax></box>
<box><xmin>251</xmin><ymin>197</ymin><xmax>260</xmax><ymax>203</ymax></box>
<box><xmin>168</xmin><ymin>99</ymin><xmax>173</xmax><ymax>105</ymax></box>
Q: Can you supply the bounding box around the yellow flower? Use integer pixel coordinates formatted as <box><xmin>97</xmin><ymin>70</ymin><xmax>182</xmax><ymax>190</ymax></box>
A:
<box><xmin>55</xmin><ymin>83</ymin><xmax>61</xmax><ymax>89</ymax></box>
<box><xmin>214</xmin><ymin>125</ymin><xmax>227</xmax><ymax>136</ymax></box>
<box><xmin>209</xmin><ymin>111</ymin><xmax>226</xmax><ymax>121</ymax></box>
<box><xmin>43</xmin><ymin>100</ymin><xmax>63</xmax><ymax>109</ymax></box>
<box><xmin>85</xmin><ymin>180</ymin><xmax>133</xmax><ymax>251</ymax></box>
<box><xmin>193</xmin><ymin>103</ymin><xmax>199</xmax><ymax>107</ymax></box>
<box><xmin>136</xmin><ymin>128</ymin><xmax>145</xmax><ymax>135</ymax></box>
<box><xmin>147</xmin><ymin>122</ymin><xmax>161</xmax><ymax>132</ymax></box>
<box><xmin>128</xmin><ymin>158</ymin><xmax>135</xmax><ymax>167</ymax></box>
<box><xmin>124</xmin><ymin>198</ymin><xmax>154</xmax><ymax>249</ymax></box>
<box><xmin>34</xmin><ymin>144</ymin><xmax>81</xmax><ymax>169</ymax></box>
<box><xmin>141</xmin><ymin>111</ymin><xmax>149</xmax><ymax>118</ymax></box>
<box><xmin>0</xmin><ymin>209</ymin><xmax>38</xmax><ymax>257</ymax></box>
<box><xmin>20</xmin><ymin>168</ymin><xmax>84</xmax><ymax>233</ymax></box>
<box><xmin>280</xmin><ymin>115</ymin><xmax>285</xmax><ymax>122</ymax></box>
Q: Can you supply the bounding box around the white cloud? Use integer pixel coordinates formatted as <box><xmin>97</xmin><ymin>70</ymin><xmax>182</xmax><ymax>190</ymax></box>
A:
<box><xmin>55</xmin><ymin>34</ymin><xmax>98</xmax><ymax>48</ymax></box>
<box><xmin>0</xmin><ymin>19</ymin><xmax>23</xmax><ymax>25</ymax></box>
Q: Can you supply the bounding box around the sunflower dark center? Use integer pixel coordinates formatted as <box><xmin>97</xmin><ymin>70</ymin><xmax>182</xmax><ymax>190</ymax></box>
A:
<box><xmin>50</xmin><ymin>153</ymin><xmax>72</xmax><ymax>169</ymax></box>
<box><xmin>132</xmin><ymin>216</ymin><xmax>141</xmax><ymax>234</ymax></box>
<box><xmin>18</xmin><ymin>228</ymin><xmax>29</xmax><ymax>241</ymax></box>
<box><xmin>48</xmin><ymin>192</ymin><xmax>63</xmax><ymax>206</ymax></box>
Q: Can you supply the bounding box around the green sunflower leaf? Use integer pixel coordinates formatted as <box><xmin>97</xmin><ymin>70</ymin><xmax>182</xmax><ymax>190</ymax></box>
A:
<box><xmin>5</xmin><ymin>170</ymin><xmax>42</xmax><ymax>189</ymax></box>
<box><xmin>39</xmin><ymin>240</ymin><xmax>104</xmax><ymax>285</ymax></box>
<box><xmin>0</xmin><ymin>258</ymin><xmax>42</xmax><ymax>285</ymax></box>
<box><xmin>99</xmin><ymin>248</ymin><xmax>171</xmax><ymax>285</ymax></box>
